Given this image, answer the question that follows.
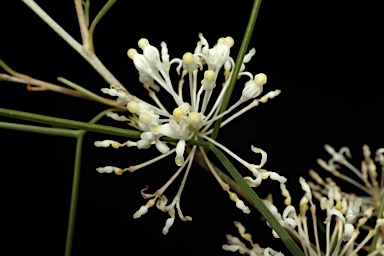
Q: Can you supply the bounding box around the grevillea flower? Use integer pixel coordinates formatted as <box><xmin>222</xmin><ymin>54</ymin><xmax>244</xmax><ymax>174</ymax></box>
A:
<box><xmin>312</xmin><ymin>145</ymin><xmax>384</xmax><ymax>217</ymax></box>
<box><xmin>227</xmin><ymin>176</ymin><xmax>384</xmax><ymax>256</ymax></box>
<box><xmin>243</xmin><ymin>145</ymin><xmax>384</xmax><ymax>256</ymax></box>
<box><xmin>95</xmin><ymin>34</ymin><xmax>285</xmax><ymax>234</ymax></box>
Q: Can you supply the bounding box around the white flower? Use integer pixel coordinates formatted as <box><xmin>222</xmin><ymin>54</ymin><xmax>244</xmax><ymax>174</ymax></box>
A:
<box><xmin>96</xmin><ymin>166</ymin><xmax>124</xmax><ymax>175</ymax></box>
<box><xmin>314</xmin><ymin>145</ymin><xmax>384</xmax><ymax>214</ymax></box>
<box><xmin>106</xmin><ymin>112</ymin><xmax>130</xmax><ymax>122</ymax></box>
<box><xmin>100</xmin><ymin>88</ymin><xmax>129</xmax><ymax>98</ymax></box>
<box><xmin>241</xmin><ymin>48</ymin><xmax>256</xmax><ymax>72</ymax></box>
<box><xmin>155</xmin><ymin>138</ymin><xmax>170</xmax><ymax>154</ymax></box>
<box><xmin>223</xmin><ymin>221</ymin><xmax>284</xmax><ymax>256</ymax></box>
<box><xmin>241</xmin><ymin>73</ymin><xmax>267</xmax><ymax>102</ymax></box>
<box><xmin>97</xmin><ymin>34</ymin><xmax>283</xmax><ymax>234</ymax></box>
<box><xmin>229</xmin><ymin>192</ymin><xmax>250</xmax><ymax>214</ymax></box>
<box><xmin>126</xmin><ymin>100</ymin><xmax>151</xmax><ymax>115</ymax></box>
<box><xmin>182</xmin><ymin>52</ymin><xmax>197</xmax><ymax>72</ymax></box>
<box><xmin>160</xmin><ymin>41</ymin><xmax>170</xmax><ymax>71</ymax></box>
<box><xmin>127</xmin><ymin>48</ymin><xmax>154</xmax><ymax>76</ymax></box>
<box><xmin>137</xmin><ymin>131</ymin><xmax>155</xmax><ymax>149</ymax></box>
<box><xmin>175</xmin><ymin>140</ymin><xmax>186</xmax><ymax>166</ymax></box>
<box><xmin>133</xmin><ymin>199</ymin><xmax>156</xmax><ymax>219</ymax></box>
<box><xmin>201</xmin><ymin>70</ymin><xmax>216</xmax><ymax>91</ymax></box>
<box><xmin>162</xmin><ymin>208</ymin><xmax>175</xmax><ymax>235</ymax></box>
<box><xmin>138</xmin><ymin>38</ymin><xmax>162</xmax><ymax>69</ymax></box>
<box><xmin>206</xmin><ymin>36</ymin><xmax>234</xmax><ymax>72</ymax></box>
<box><xmin>324</xmin><ymin>144</ymin><xmax>351</xmax><ymax>166</ymax></box>
<box><xmin>139</xmin><ymin>73</ymin><xmax>160</xmax><ymax>91</ymax></box>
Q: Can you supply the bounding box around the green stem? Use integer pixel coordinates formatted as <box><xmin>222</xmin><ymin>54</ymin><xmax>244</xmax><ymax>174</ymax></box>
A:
<box><xmin>82</xmin><ymin>0</ymin><xmax>90</xmax><ymax>27</ymax></box>
<box><xmin>57</xmin><ymin>77</ymin><xmax>117</xmax><ymax>107</ymax></box>
<box><xmin>0</xmin><ymin>107</ymin><xmax>141</xmax><ymax>138</ymax></box>
<box><xmin>21</xmin><ymin>0</ymin><xmax>124</xmax><ymax>88</ymax></box>
<box><xmin>369</xmin><ymin>193</ymin><xmax>384</xmax><ymax>253</ymax></box>
<box><xmin>211</xmin><ymin>147</ymin><xmax>305</xmax><ymax>256</ymax></box>
<box><xmin>0</xmin><ymin>58</ymin><xmax>30</xmax><ymax>79</ymax></box>
<box><xmin>64</xmin><ymin>108</ymin><xmax>111</xmax><ymax>256</ymax></box>
<box><xmin>0</xmin><ymin>121</ymin><xmax>78</xmax><ymax>137</ymax></box>
<box><xmin>210</xmin><ymin>0</ymin><xmax>262</xmax><ymax>140</ymax></box>
<box><xmin>0</xmin><ymin>107</ymin><xmax>211</xmax><ymax>148</ymax></box>
<box><xmin>64</xmin><ymin>135</ymin><xmax>83</xmax><ymax>256</ymax></box>
<box><xmin>88</xmin><ymin>0</ymin><xmax>117</xmax><ymax>53</ymax></box>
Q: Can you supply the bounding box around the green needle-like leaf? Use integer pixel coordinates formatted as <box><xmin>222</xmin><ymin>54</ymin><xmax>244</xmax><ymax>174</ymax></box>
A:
<box><xmin>212</xmin><ymin>147</ymin><xmax>305</xmax><ymax>256</ymax></box>
<box><xmin>0</xmin><ymin>121</ymin><xmax>78</xmax><ymax>137</ymax></box>
<box><xmin>211</xmin><ymin>0</ymin><xmax>262</xmax><ymax>140</ymax></box>
<box><xmin>368</xmin><ymin>191</ymin><xmax>384</xmax><ymax>253</ymax></box>
<box><xmin>0</xmin><ymin>107</ymin><xmax>211</xmax><ymax>148</ymax></box>
<box><xmin>82</xmin><ymin>0</ymin><xmax>90</xmax><ymax>27</ymax></box>
<box><xmin>64</xmin><ymin>108</ymin><xmax>111</xmax><ymax>256</ymax></box>
<box><xmin>88</xmin><ymin>0</ymin><xmax>117</xmax><ymax>53</ymax></box>
<box><xmin>0</xmin><ymin>107</ymin><xmax>141</xmax><ymax>138</ymax></box>
<box><xmin>57</xmin><ymin>77</ymin><xmax>117</xmax><ymax>107</ymax></box>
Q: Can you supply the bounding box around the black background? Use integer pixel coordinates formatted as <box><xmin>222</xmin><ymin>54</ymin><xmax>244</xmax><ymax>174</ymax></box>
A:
<box><xmin>0</xmin><ymin>0</ymin><xmax>383</xmax><ymax>255</ymax></box>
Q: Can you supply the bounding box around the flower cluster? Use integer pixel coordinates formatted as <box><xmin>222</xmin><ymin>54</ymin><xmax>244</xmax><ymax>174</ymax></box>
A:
<box><xmin>306</xmin><ymin>144</ymin><xmax>384</xmax><ymax>254</ymax></box>
<box><xmin>225</xmin><ymin>175</ymin><xmax>384</xmax><ymax>256</ymax></box>
<box><xmin>224</xmin><ymin>144</ymin><xmax>384</xmax><ymax>256</ymax></box>
<box><xmin>311</xmin><ymin>144</ymin><xmax>384</xmax><ymax>214</ymax></box>
<box><xmin>95</xmin><ymin>34</ymin><xmax>285</xmax><ymax>234</ymax></box>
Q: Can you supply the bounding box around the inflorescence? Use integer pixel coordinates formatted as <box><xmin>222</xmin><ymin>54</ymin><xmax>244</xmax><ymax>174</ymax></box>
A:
<box><xmin>224</xmin><ymin>145</ymin><xmax>384</xmax><ymax>256</ymax></box>
<box><xmin>94</xmin><ymin>34</ymin><xmax>285</xmax><ymax>234</ymax></box>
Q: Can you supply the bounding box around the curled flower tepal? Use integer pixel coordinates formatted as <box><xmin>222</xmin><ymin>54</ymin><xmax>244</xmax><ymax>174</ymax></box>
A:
<box><xmin>96</xmin><ymin>34</ymin><xmax>283</xmax><ymax>234</ymax></box>
<box><xmin>244</xmin><ymin>146</ymin><xmax>268</xmax><ymax>183</ymax></box>
<box><xmin>244</xmin><ymin>146</ymin><xmax>287</xmax><ymax>187</ymax></box>
<box><xmin>324</xmin><ymin>144</ymin><xmax>352</xmax><ymax>166</ymax></box>
<box><xmin>251</xmin><ymin>145</ymin><xmax>267</xmax><ymax>168</ymax></box>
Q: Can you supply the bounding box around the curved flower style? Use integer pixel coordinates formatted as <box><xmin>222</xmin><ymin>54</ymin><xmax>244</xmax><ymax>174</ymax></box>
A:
<box><xmin>95</xmin><ymin>34</ymin><xmax>285</xmax><ymax>234</ymax></box>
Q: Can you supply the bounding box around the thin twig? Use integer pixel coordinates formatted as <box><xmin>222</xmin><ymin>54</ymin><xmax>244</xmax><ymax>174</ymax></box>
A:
<box><xmin>21</xmin><ymin>0</ymin><xmax>126</xmax><ymax>91</ymax></box>
<box><xmin>0</xmin><ymin>121</ymin><xmax>78</xmax><ymax>138</ymax></box>
<box><xmin>74</xmin><ymin>0</ymin><xmax>89</xmax><ymax>47</ymax></box>
<box><xmin>57</xmin><ymin>77</ymin><xmax>117</xmax><ymax>107</ymax></box>
<box><xmin>88</xmin><ymin>0</ymin><xmax>117</xmax><ymax>53</ymax></box>
<box><xmin>0</xmin><ymin>73</ymin><xmax>117</xmax><ymax>107</ymax></box>
<box><xmin>65</xmin><ymin>109</ymin><xmax>112</xmax><ymax>256</ymax></box>
<box><xmin>0</xmin><ymin>58</ymin><xmax>31</xmax><ymax>79</ymax></box>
